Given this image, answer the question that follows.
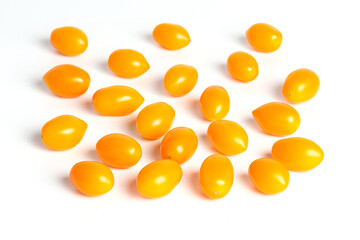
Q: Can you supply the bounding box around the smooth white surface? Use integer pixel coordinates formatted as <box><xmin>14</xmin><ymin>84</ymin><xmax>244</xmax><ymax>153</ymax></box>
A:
<box><xmin>1</xmin><ymin>0</ymin><xmax>359</xmax><ymax>239</ymax></box>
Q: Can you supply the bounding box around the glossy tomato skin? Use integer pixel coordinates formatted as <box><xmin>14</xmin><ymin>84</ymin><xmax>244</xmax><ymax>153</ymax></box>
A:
<box><xmin>207</xmin><ymin>120</ymin><xmax>248</xmax><ymax>155</ymax></box>
<box><xmin>246</xmin><ymin>23</ymin><xmax>282</xmax><ymax>52</ymax></box>
<box><xmin>43</xmin><ymin>64</ymin><xmax>90</xmax><ymax>98</ymax></box>
<box><xmin>272</xmin><ymin>137</ymin><xmax>324</xmax><ymax>171</ymax></box>
<box><xmin>160</xmin><ymin>127</ymin><xmax>198</xmax><ymax>164</ymax></box>
<box><xmin>136</xmin><ymin>159</ymin><xmax>183</xmax><ymax>198</ymax></box>
<box><xmin>69</xmin><ymin>161</ymin><xmax>114</xmax><ymax>196</ymax></box>
<box><xmin>50</xmin><ymin>26</ymin><xmax>88</xmax><ymax>56</ymax></box>
<box><xmin>92</xmin><ymin>85</ymin><xmax>144</xmax><ymax>116</ymax></box>
<box><xmin>41</xmin><ymin>115</ymin><xmax>87</xmax><ymax>150</ymax></box>
<box><xmin>108</xmin><ymin>49</ymin><xmax>150</xmax><ymax>78</ymax></box>
<box><xmin>200</xmin><ymin>86</ymin><xmax>230</xmax><ymax>121</ymax></box>
<box><xmin>136</xmin><ymin>102</ymin><xmax>175</xmax><ymax>140</ymax></box>
<box><xmin>227</xmin><ymin>51</ymin><xmax>258</xmax><ymax>82</ymax></box>
<box><xmin>153</xmin><ymin>23</ymin><xmax>190</xmax><ymax>50</ymax></box>
<box><xmin>252</xmin><ymin>102</ymin><xmax>300</xmax><ymax>136</ymax></box>
<box><xmin>164</xmin><ymin>64</ymin><xmax>198</xmax><ymax>96</ymax></box>
<box><xmin>199</xmin><ymin>154</ymin><xmax>234</xmax><ymax>199</ymax></box>
<box><xmin>96</xmin><ymin>133</ymin><xmax>142</xmax><ymax>168</ymax></box>
<box><xmin>282</xmin><ymin>69</ymin><xmax>320</xmax><ymax>103</ymax></box>
<box><xmin>248</xmin><ymin>158</ymin><xmax>290</xmax><ymax>194</ymax></box>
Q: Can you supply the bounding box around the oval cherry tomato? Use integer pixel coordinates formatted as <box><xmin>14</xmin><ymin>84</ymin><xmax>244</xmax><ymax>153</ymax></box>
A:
<box><xmin>136</xmin><ymin>159</ymin><xmax>183</xmax><ymax>198</ymax></box>
<box><xmin>92</xmin><ymin>85</ymin><xmax>144</xmax><ymax>116</ymax></box>
<box><xmin>252</xmin><ymin>102</ymin><xmax>300</xmax><ymax>136</ymax></box>
<box><xmin>50</xmin><ymin>26</ymin><xmax>88</xmax><ymax>56</ymax></box>
<box><xmin>69</xmin><ymin>161</ymin><xmax>114</xmax><ymax>196</ymax></box>
<box><xmin>272</xmin><ymin>137</ymin><xmax>324</xmax><ymax>171</ymax></box>
<box><xmin>282</xmin><ymin>68</ymin><xmax>320</xmax><ymax>103</ymax></box>
<box><xmin>199</xmin><ymin>154</ymin><xmax>234</xmax><ymax>199</ymax></box>
<box><xmin>108</xmin><ymin>49</ymin><xmax>150</xmax><ymax>78</ymax></box>
<box><xmin>96</xmin><ymin>133</ymin><xmax>142</xmax><ymax>168</ymax></box>
<box><xmin>200</xmin><ymin>85</ymin><xmax>230</xmax><ymax>121</ymax></box>
<box><xmin>42</xmin><ymin>64</ymin><xmax>90</xmax><ymax>98</ymax></box>
<box><xmin>207</xmin><ymin>120</ymin><xmax>248</xmax><ymax>155</ymax></box>
<box><xmin>41</xmin><ymin>115</ymin><xmax>87</xmax><ymax>150</ymax></box>
<box><xmin>153</xmin><ymin>23</ymin><xmax>190</xmax><ymax>50</ymax></box>
<box><xmin>248</xmin><ymin>158</ymin><xmax>290</xmax><ymax>194</ymax></box>
<box><xmin>227</xmin><ymin>51</ymin><xmax>258</xmax><ymax>82</ymax></box>
<box><xmin>160</xmin><ymin>127</ymin><xmax>198</xmax><ymax>164</ymax></box>
<box><xmin>136</xmin><ymin>102</ymin><xmax>175</xmax><ymax>140</ymax></box>
<box><xmin>246</xmin><ymin>23</ymin><xmax>282</xmax><ymax>52</ymax></box>
<box><xmin>164</xmin><ymin>64</ymin><xmax>198</xmax><ymax>96</ymax></box>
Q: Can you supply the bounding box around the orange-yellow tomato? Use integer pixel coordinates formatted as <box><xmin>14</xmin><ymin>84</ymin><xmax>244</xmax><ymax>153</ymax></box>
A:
<box><xmin>69</xmin><ymin>161</ymin><xmax>114</xmax><ymax>196</ymax></box>
<box><xmin>96</xmin><ymin>133</ymin><xmax>142</xmax><ymax>168</ymax></box>
<box><xmin>282</xmin><ymin>69</ymin><xmax>320</xmax><ymax>103</ymax></box>
<box><xmin>136</xmin><ymin>102</ymin><xmax>175</xmax><ymax>140</ymax></box>
<box><xmin>246</xmin><ymin>23</ymin><xmax>282</xmax><ymax>53</ymax></box>
<box><xmin>272</xmin><ymin>137</ymin><xmax>324</xmax><ymax>171</ymax></box>
<box><xmin>207</xmin><ymin>120</ymin><xmax>248</xmax><ymax>155</ymax></box>
<box><xmin>227</xmin><ymin>51</ymin><xmax>258</xmax><ymax>82</ymax></box>
<box><xmin>108</xmin><ymin>49</ymin><xmax>150</xmax><ymax>78</ymax></box>
<box><xmin>164</xmin><ymin>64</ymin><xmax>198</xmax><ymax>96</ymax></box>
<box><xmin>252</xmin><ymin>102</ymin><xmax>300</xmax><ymax>136</ymax></box>
<box><xmin>42</xmin><ymin>64</ymin><xmax>90</xmax><ymax>98</ymax></box>
<box><xmin>92</xmin><ymin>85</ymin><xmax>144</xmax><ymax>116</ymax></box>
<box><xmin>200</xmin><ymin>86</ymin><xmax>230</xmax><ymax>121</ymax></box>
<box><xmin>248</xmin><ymin>158</ymin><xmax>289</xmax><ymax>194</ymax></box>
<box><xmin>41</xmin><ymin>115</ymin><xmax>87</xmax><ymax>150</ymax></box>
<box><xmin>160</xmin><ymin>127</ymin><xmax>198</xmax><ymax>164</ymax></box>
<box><xmin>153</xmin><ymin>23</ymin><xmax>190</xmax><ymax>50</ymax></box>
<box><xmin>199</xmin><ymin>154</ymin><xmax>234</xmax><ymax>199</ymax></box>
<box><xmin>50</xmin><ymin>26</ymin><xmax>88</xmax><ymax>56</ymax></box>
<box><xmin>136</xmin><ymin>159</ymin><xmax>183</xmax><ymax>198</ymax></box>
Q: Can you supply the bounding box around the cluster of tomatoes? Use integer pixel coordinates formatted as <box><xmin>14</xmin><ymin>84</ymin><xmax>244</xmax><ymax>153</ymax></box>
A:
<box><xmin>41</xmin><ymin>23</ymin><xmax>324</xmax><ymax>198</ymax></box>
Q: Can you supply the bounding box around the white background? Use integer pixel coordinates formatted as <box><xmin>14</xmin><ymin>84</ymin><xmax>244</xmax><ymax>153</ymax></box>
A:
<box><xmin>1</xmin><ymin>0</ymin><xmax>359</xmax><ymax>239</ymax></box>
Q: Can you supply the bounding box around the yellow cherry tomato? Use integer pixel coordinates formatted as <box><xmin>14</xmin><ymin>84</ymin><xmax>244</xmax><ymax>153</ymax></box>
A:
<box><xmin>153</xmin><ymin>23</ymin><xmax>190</xmax><ymax>50</ymax></box>
<box><xmin>136</xmin><ymin>102</ymin><xmax>175</xmax><ymax>140</ymax></box>
<box><xmin>108</xmin><ymin>49</ymin><xmax>150</xmax><ymax>78</ymax></box>
<box><xmin>42</xmin><ymin>64</ymin><xmax>90</xmax><ymax>98</ymax></box>
<box><xmin>248</xmin><ymin>158</ymin><xmax>290</xmax><ymax>194</ymax></box>
<box><xmin>200</xmin><ymin>86</ymin><xmax>230</xmax><ymax>121</ymax></box>
<box><xmin>136</xmin><ymin>159</ymin><xmax>183</xmax><ymax>198</ymax></box>
<box><xmin>69</xmin><ymin>161</ymin><xmax>114</xmax><ymax>196</ymax></box>
<box><xmin>272</xmin><ymin>137</ymin><xmax>324</xmax><ymax>171</ymax></box>
<box><xmin>50</xmin><ymin>26</ymin><xmax>88</xmax><ymax>56</ymax></box>
<box><xmin>160</xmin><ymin>127</ymin><xmax>198</xmax><ymax>164</ymax></box>
<box><xmin>227</xmin><ymin>51</ymin><xmax>258</xmax><ymax>82</ymax></box>
<box><xmin>92</xmin><ymin>85</ymin><xmax>144</xmax><ymax>116</ymax></box>
<box><xmin>199</xmin><ymin>154</ymin><xmax>234</xmax><ymax>199</ymax></box>
<box><xmin>96</xmin><ymin>133</ymin><xmax>142</xmax><ymax>169</ymax></box>
<box><xmin>164</xmin><ymin>64</ymin><xmax>198</xmax><ymax>96</ymax></box>
<box><xmin>207</xmin><ymin>120</ymin><xmax>248</xmax><ymax>155</ymax></box>
<box><xmin>41</xmin><ymin>115</ymin><xmax>87</xmax><ymax>150</ymax></box>
<box><xmin>252</xmin><ymin>102</ymin><xmax>300</xmax><ymax>136</ymax></box>
<box><xmin>282</xmin><ymin>68</ymin><xmax>320</xmax><ymax>103</ymax></box>
<box><xmin>246</xmin><ymin>23</ymin><xmax>282</xmax><ymax>53</ymax></box>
